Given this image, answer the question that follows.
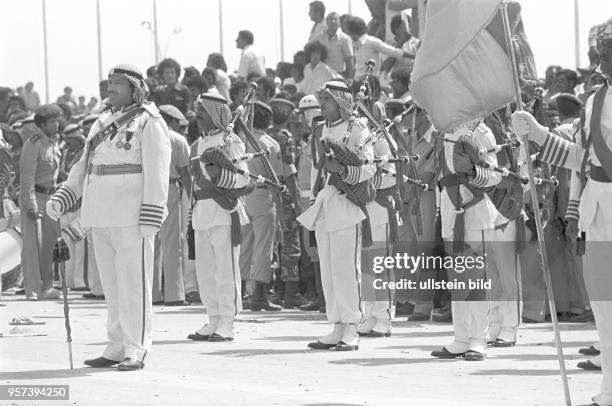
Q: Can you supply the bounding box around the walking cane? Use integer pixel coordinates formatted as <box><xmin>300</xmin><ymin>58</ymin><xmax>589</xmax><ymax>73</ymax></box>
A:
<box><xmin>500</xmin><ymin>2</ymin><xmax>571</xmax><ymax>405</ymax></box>
<box><xmin>53</xmin><ymin>219</ymin><xmax>73</xmax><ymax>369</ymax></box>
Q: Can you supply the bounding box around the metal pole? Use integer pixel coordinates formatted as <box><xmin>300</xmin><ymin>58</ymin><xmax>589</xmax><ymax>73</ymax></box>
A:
<box><xmin>153</xmin><ymin>0</ymin><xmax>160</xmax><ymax>63</ymax></box>
<box><xmin>42</xmin><ymin>0</ymin><xmax>50</xmax><ymax>103</ymax></box>
<box><xmin>96</xmin><ymin>0</ymin><xmax>103</xmax><ymax>81</ymax></box>
<box><xmin>500</xmin><ymin>3</ymin><xmax>571</xmax><ymax>406</ymax></box>
<box><xmin>218</xmin><ymin>0</ymin><xmax>224</xmax><ymax>54</ymax></box>
<box><xmin>279</xmin><ymin>0</ymin><xmax>285</xmax><ymax>61</ymax></box>
<box><xmin>348</xmin><ymin>0</ymin><xmax>352</xmax><ymax>14</ymax></box>
<box><xmin>573</xmin><ymin>0</ymin><xmax>580</xmax><ymax>69</ymax></box>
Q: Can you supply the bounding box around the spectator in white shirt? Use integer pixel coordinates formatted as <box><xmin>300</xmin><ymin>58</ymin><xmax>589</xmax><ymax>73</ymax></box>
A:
<box><xmin>383</xmin><ymin>13</ymin><xmax>420</xmax><ymax>75</ymax></box>
<box><xmin>206</xmin><ymin>53</ymin><xmax>232</xmax><ymax>101</ymax></box>
<box><xmin>316</xmin><ymin>12</ymin><xmax>355</xmax><ymax>79</ymax></box>
<box><xmin>299</xmin><ymin>42</ymin><xmax>342</xmax><ymax>95</ymax></box>
<box><xmin>236</xmin><ymin>30</ymin><xmax>266</xmax><ymax>80</ymax></box>
<box><xmin>346</xmin><ymin>16</ymin><xmax>414</xmax><ymax>80</ymax></box>
<box><xmin>308</xmin><ymin>1</ymin><xmax>327</xmax><ymax>43</ymax></box>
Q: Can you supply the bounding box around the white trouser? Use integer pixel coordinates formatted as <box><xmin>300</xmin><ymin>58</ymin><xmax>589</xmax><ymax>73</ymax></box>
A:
<box><xmin>582</xmin><ymin>207</ymin><xmax>612</xmax><ymax>405</ymax></box>
<box><xmin>486</xmin><ymin>220</ymin><xmax>522</xmax><ymax>342</ymax></box>
<box><xmin>359</xmin><ymin>223</ymin><xmax>394</xmax><ymax>334</ymax></box>
<box><xmin>194</xmin><ymin>226</ymin><xmax>242</xmax><ymax>338</ymax></box>
<box><xmin>181</xmin><ymin>193</ymin><xmax>198</xmax><ymax>294</ymax></box>
<box><xmin>444</xmin><ymin>229</ymin><xmax>489</xmax><ymax>354</ymax></box>
<box><xmin>91</xmin><ymin>226</ymin><xmax>154</xmax><ymax>362</ymax></box>
<box><xmin>315</xmin><ymin>221</ymin><xmax>363</xmax><ymax>325</ymax></box>
<box><xmin>85</xmin><ymin>235</ymin><xmax>103</xmax><ymax>295</ymax></box>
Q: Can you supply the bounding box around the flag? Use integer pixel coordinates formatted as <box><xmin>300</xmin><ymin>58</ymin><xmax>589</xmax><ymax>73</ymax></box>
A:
<box><xmin>410</xmin><ymin>0</ymin><xmax>535</xmax><ymax>133</ymax></box>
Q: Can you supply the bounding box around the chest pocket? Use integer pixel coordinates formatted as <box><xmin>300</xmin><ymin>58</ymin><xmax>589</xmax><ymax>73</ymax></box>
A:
<box><xmin>43</xmin><ymin>144</ymin><xmax>60</xmax><ymax>169</ymax></box>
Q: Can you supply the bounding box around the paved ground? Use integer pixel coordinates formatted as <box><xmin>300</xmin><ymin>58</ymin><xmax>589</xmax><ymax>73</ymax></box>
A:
<box><xmin>0</xmin><ymin>290</ymin><xmax>602</xmax><ymax>406</ymax></box>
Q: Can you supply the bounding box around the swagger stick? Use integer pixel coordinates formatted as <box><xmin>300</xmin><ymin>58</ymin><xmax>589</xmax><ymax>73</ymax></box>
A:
<box><xmin>53</xmin><ymin>220</ymin><xmax>73</xmax><ymax>369</ymax></box>
<box><xmin>501</xmin><ymin>3</ymin><xmax>571</xmax><ymax>405</ymax></box>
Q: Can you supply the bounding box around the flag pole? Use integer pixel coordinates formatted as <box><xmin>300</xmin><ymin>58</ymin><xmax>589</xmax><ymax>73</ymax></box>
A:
<box><xmin>218</xmin><ymin>0</ymin><xmax>224</xmax><ymax>54</ymax></box>
<box><xmin>279</xmin><ymin>0</ymin><xmax>285</xmax><ymax>61</ymax></box>
<box><xmin>96</xmin><ymin>0</ymin><xmax>103</xmax><ymax>81</ymax></box>
<box><xmin>573</xmin><ymin>0</ymin><xmax>580</xmax><ymax>69</ymax></box>
<box><xmin>500</xmin><ymin>2</ymin><xmax>571</xmax><ymax>406</ymax></box>
<box><xmin>42</xmin><ymin>0</ymin><xmax>50</xmax><ymax>103</ymax></box>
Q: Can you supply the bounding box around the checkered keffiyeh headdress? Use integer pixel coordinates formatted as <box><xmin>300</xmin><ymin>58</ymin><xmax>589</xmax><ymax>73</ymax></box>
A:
<box><xmin>316</xmin><ymin>81</ymin><xmax>354</xmax><ymax>120</ymax></box>
<box><xmin>195</xmin><ymin>93</ymin><xmax>232</xmax><ymax>131</ymax></box>
<box><xmin>108</xmin><ymin>64</ymin><xmax>149</xmax><ymax>104</ymax></box>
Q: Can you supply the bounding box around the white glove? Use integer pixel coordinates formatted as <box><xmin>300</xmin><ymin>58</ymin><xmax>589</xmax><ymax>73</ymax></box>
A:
<box><xmin>511</xmin><ymin>111</ymin><xmax>549</xmax><ymax>146</ymax></box>
<box><xmin>46</xmin><ymin>199</ymin><xmax>62</xmax><ymax>221</ymax></box>
<box><xmin>139</xmin><ymin>225</ymin><xmax>158</xmax><ymax>238</ymax></box>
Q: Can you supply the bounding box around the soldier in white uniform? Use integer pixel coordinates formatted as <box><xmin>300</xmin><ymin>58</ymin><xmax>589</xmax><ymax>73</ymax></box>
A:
<box><xmin>47</xmin><ymin>64</ymin><xmax>172</xmax><ymax>371</ymax></box>
<box><xmin>431</xmin><ymin>121</ymin><xmax>504</xmax><ymax>362</ymax></box>
<box><xmin>298</xmin><ymin>81</ymin><xmax>377</xmax><ymax>351</ymax></box>
<box><xmin>186</xmin><ymin>93</ymin><xmax>251</xmax><ymax>342</ymax></box>
<box><xmin>512</xmin><ymin>23</ymin><xmax>612</xmax><ymax>405</ymax></box>
<box><xmin>358</xmin><ymin>123</ymin><xmax>397</xmax><ymax>337</ymax></box>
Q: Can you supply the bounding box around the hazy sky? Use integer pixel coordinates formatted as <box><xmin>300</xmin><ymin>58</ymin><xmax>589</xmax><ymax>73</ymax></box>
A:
<box><xmin>0</xmin><ymin>0</ymin><xmax>610</xmax><ymax>102</ymax></box>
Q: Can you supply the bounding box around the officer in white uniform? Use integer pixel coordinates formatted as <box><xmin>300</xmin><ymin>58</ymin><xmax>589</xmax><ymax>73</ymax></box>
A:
<box><xmin>512</xmin><ymin>24</ymin><xmax>612</xmax><ymax>405</ymax></box>
<box><xmin>298</xmin><ymin>81</ymin><xmax>376</xmax><ymax>351</ymax></box>
<box><xmin>187</xmin><ymin>93</ymin><xmax>250</xmax><ymax>342</ymax></box>
<box><xmin>358</xmin><ymin>119</ymin><xmax>397</xmax><ymax>337</ymax></box>
<box><xmin>47</xmin><ymin>64</ymin><xmax>172</xmax><ymax>371</ymax></box>
<box><xmin>431</xmin><ymin>121</ymin><xmax>504</xmax><ymax>362</ymax></box>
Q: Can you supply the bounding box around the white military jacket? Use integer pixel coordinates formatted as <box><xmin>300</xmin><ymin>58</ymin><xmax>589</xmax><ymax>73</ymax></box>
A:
<box><xmin>51</xmin><ymin>102</ymin><xmax>172</xmax><ymax>229</ymax></box>
<box><xmin>298</xmin><ymin>117</ymin><xmax>377</xmax><ymax>232</ymax></box>
<box><xmin>440</xmin><ymin>121</ymin><xmax>504</xmax><ymax>239</ymax></box>
<box><xmin>542</xmin><ymin>86</ymin><xmax>612</xmax><ymax>234</ymax></box>
<box><xmin>191</xmin><ymin>129</ymin><xmax>250</xmax><ymax>230</ymax></box>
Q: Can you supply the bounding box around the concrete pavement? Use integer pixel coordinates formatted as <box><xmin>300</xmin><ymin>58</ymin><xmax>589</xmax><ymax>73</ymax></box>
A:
<box><xmin>0</xmin><ymin>291</ymin><xmax>602</xmax><ymax>406</ymax></box>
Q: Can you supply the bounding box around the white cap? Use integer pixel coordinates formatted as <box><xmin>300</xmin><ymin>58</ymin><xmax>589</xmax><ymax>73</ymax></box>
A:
<box><xmin>298</xmin><ymin>94</ymin><xmax>321</xmax><ymax>124</ymax></box>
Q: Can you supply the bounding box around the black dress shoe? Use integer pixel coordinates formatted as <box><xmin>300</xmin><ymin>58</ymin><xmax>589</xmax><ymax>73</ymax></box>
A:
<box><xmin>432</xmin><ymin>312</ymin><xmax>452</xmax><ymax>323</ymax></box>
<box><xmin>82</xmin><ymin>293</ymin><xmax>105</xmax><ymax>300</ymax></box>
<box><xmin>579</xmin><ymin>346</ymin><xmax>601</xmax><ymax>356</ymax></box>
<box><xmin>299</xmin><ymin>301</ymin><xmax>322</xmax><ymax>311</ymax></box>
<box><xmin>577</xmin><ymin>360</ymin><xmax>602</xmax><ymax>371</ymax></box>
<box><xmin>491</xmin><ymin>338</ymin><xmax>515</xmax><ymax>347</ymax></box>
<box><xmin>208</xmin><ymin>333</ymin><xmax>233</xmax><ymax>342</ymax></box>
<box><xmin>431</xmin><ymin>348</ymin><xmax>465</xmax><ymax>359</ymax></box>
<box><xmin>307</xmin><ymin>340</ymin><xmax>337</xmax><ymax>350</ymax></box>
<box><xmin>164</xmin><ymin>301</ymin><xmax>190</xmax><ymax>306</ymax></box>
<box><xmin>117</xmin><ymin>358</ymin><xmax>144</xmax><ymax>371</ymax></box>
<box><xmin>187</xmin><ymin>332</ymin><xmax>209</xmax><ymax>341</ymax></box>
<box><xmin>185</xmin><ymin>291</ymin><xmax>201</xmax><ymax>304</ymax></box>
<box><xmin>335</xmin><ymin>341</ymin><xmax>359</xmax><ymax>351</ymax></box>
<box><xmin>407</xmin><ymin>312</ymin><xmax>430</xmax><ymax>322</ymax></box>
<box><xmin>395</xmin><ymin>302</ymin><xmax>415</xmax><ymax>316</ymax></box>
<box><xmin>464</xmin><ymin>350</ymin><xmax>486</xmax><ymax>361</ymax></box>
<box><xmin>359</xmin><ymin>330</ymin><xmax>390</xmax><ymax>338</ymax></box>
<box><xmin>84</xmin><ymin>356</ymin><xmax>121</xmax><ymax>368</ymax></box>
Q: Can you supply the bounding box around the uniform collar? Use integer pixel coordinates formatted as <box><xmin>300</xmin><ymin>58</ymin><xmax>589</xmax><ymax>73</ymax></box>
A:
<box><xmin>111</xmin><ymin>102</ymin><xmax>139</xmax><ymax>114</ymax></box>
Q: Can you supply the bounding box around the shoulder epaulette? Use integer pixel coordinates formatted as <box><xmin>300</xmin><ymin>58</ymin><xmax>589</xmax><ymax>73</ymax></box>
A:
<box><xmin>28</xmin><ymin>134</ymin><xmax>41</xmax><ymax>143</ymax></box>
<box><xmin>141</xmin><ymin>102</ymin><xmax>161</xmax><ymax>118</ymax></box>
